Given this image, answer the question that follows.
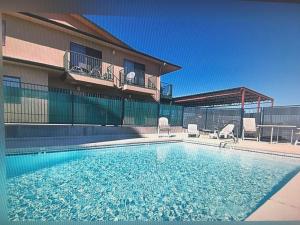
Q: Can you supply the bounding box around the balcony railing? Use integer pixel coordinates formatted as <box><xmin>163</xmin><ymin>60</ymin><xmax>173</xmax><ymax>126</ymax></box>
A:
<box><xmin>64</xmin><ymin>51</ymin><xmax>114</xmax><ymax>81</ymax></box>
<box><xmin>160</xmin><ymin>82</ymin><xmax>173</xmax><ymax>99</ymax></box>
<box><xmin>119</xmin><ymin>69</ymin><xmax>157</xmax><ymax>90</ymax></box>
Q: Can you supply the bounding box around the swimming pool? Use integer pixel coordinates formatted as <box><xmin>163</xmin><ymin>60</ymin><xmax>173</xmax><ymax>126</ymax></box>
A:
<box><xmin>6</xmin><ymin>142</ymin><xmax>300</xmax><ymax>221</ymax></box>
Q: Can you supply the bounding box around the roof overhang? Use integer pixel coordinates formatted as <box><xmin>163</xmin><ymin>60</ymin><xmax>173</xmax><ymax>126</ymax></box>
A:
<box><xmin>3</xmin><ymin>56</ymin><xmax>65</xmax><ymax>72</ymax></box>
<box><xmin>173</xmin><ymin>87</ymin><xmax>274</xmax><ymax>107</ymax></box>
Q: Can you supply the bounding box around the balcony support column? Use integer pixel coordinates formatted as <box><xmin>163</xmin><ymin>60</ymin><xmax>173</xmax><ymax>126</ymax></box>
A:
<box><xmin>240</xmin><ymin>88</ymin><xmax>246</xmax><ymax>138</ymax></box>
<box><xmin>257</xmin><ymin>96</ymin><xmax>261</xmax><ymax>113</ymax></box>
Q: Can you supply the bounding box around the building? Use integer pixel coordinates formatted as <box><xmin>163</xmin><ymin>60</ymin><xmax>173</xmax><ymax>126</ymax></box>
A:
<box><xmin>2</xmin><ymin>13</ymin><xmax>180</xmax><ymax>103</ymax></box>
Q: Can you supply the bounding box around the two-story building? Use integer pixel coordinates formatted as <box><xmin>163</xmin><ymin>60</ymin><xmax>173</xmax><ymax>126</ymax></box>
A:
<box><xmin>1</xmin><ymin>13</ymin><xmax>180</xmax><ymax>104</ymax></box>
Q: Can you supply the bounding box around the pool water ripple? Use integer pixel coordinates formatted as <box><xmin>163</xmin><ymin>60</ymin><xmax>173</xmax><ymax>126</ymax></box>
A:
<box><xmin>7</xmin><ymin>142</ymin><xmax>300</xmax><ymax>221</ymax></box>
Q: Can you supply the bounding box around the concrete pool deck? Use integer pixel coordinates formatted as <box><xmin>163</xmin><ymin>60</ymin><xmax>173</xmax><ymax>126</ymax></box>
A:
<box><xmin>5</xmin><ymin>132</ymin><xmax>300</xmax><ymax>221</ymax></box>
<box><xmin>246</xmin><ymin>171</ymin><xmax>300</xmax><ymax>221</ymax></box>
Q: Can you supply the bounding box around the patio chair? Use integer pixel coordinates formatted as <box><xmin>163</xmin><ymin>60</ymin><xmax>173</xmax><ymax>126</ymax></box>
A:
<box><xmin>209</xmin><ymin>123</ymin><xmax>235</xmax><ymax>139</ymax></box>
<box><xmin>187</xmin><ymin>124</ymin><xmax>200</xmax><ymax>137</ymax></box>
<box><xmin>158</xmin><ymin>117</ymin><xmax>171</xmax><ymax>137</ymax></box>
<box><xmin>126</xmin><ymin>72</ymin><xmax>136</xmax><ymax>84</ymax></box>
<box><xmin>103</xmin><ymin>65</ymin><xmax>114</xmax><ymax>80</ymax></box>
<box><xmin>70</xmin><ymin>65</ymin><xmax>84</xmax><ymax>73</ymax></box>
<box><xmin>242</xmin><ymin>118</ymin><xmax>259</xmax><ymax>141</ymax></box>
<box><xmin>89</xmin><ymin>65</ymin><xmax>102</xmax><ymax>78</ymax></box>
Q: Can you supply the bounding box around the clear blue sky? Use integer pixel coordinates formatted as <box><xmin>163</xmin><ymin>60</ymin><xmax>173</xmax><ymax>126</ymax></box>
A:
<box><xmin>86</xmin><ymin>1</ymin><xmax>300</xmax><ymax>105</ymax></box>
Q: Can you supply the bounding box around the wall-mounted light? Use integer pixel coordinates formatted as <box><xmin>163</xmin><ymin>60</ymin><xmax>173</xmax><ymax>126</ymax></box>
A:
<box><xmin>112</xmin><ymin>49</ymin><xmax>115</xmax><ymax>55</ymax></box>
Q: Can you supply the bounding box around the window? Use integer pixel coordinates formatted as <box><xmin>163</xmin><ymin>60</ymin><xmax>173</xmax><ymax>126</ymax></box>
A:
<box><xmin>3</xmin><ymin>76</ymin><xmax>21</xmax><ymax>103</ymax></box>
<box><xmin>2</xmin><ymin>20</ymin><xmax>6</xmax><ymax>46</ymax></box>
<box><xmin>70</xmin><ymin>42</ymin><xmax>102</xmax><ymax>71</ymax></box>
<box><xmin>124</xmin><ymin>59</ymin><xmax>145</xmax><ymax>86</ymax></box>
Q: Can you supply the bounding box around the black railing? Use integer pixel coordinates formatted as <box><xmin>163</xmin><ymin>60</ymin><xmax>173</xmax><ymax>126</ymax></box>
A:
<box><xmin>64</xmin><ymin>51</ymin><xmax>114</xmax><ymax>81</ymax></box>
<box><xmin>2</xmin><ymin>81</ymin><xmax>183</xmax><ymax>126</ymax></box>
<box><xmin>160</xmin><ymin>82</ymin><xmax>173</xmax><ymax>99</ymax></box>
<box><xmin>119</xmin><ymin>69</ymin><xmax>157</xmax><ymax>90</ymax></box>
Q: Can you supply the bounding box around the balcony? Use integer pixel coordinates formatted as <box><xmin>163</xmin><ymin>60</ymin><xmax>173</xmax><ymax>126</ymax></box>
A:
<box><xmin>64</xmin><ymin>51</ymin><xmax>115</xmax><ymax>87</ymax></box>
<box><xmin>119</xmin><ymin>69</ymin><xmax>157</xmax><ymax>95</ymax></box>
<box><xmin>160</xmin><ymin>82</ymin><xmax>173</xmax><ymax>99</ymax></box>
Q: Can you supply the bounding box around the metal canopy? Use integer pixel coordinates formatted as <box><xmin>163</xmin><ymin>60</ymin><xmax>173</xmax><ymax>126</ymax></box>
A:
<box><xmin>173</xmin><ymin>87</ymin><xmax>274</xmax><ymax>108</ymax></box>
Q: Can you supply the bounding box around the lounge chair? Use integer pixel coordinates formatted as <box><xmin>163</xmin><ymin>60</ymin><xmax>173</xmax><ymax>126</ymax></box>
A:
<box><xmin>187</xmin><ymin>124</ymin><xmax>199</xmax><ymax>137</ymax></box>
<box><xmin>209</xmin><ymin>123</ymin><xmax>235</xmax><ymax>139</ymax></box>
<box><xmin>242</xmin><ymin>118</ymin><xmax>259</xmax><ymax>141</ymax></box>
<box><xmin>158</xmin><ymin>117</ymin><xmax>171</xmax><ymax>137</ymax></box>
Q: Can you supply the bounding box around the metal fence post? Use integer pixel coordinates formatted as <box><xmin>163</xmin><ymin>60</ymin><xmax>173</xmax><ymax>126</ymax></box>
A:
<box><xmin>71</xmin><ymin>90</ymin><xmax>74</xmax><ymax>126</ymax></box>
<box><xmin>157</xmin><ymin>102</ymin><xmax>161</xmax><ymax>127</ymax></box>
<box><xmin>261</xmin><ymin>107</ymin><xmax>265</xmax><ymax>139</ymax></box>
<box><xmin>121</xmin><ymin>97</ymin><xmax>125</xmax><ymax>126</ymax></box>
<box><xmin>205</xmin><ymin>107</ymin><xmax>208</xmax><ymax>129</ymax></box>
<box><xmin>239</xmin><ymin>108</ymin><xmax>244</xmax><ymax>138</ymax></box>
<box><xmin>181</xmin><ymin>106</ymin><xmax>184</xmax><ymax>127</ymax></box>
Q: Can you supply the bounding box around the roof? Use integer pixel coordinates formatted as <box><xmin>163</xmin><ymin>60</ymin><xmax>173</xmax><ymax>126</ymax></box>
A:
<box><xmin>173</xmin><ymin>87</ymin><xmax>274</xmax><ymax>107</ymax></box>
<box><xmin>73</xmin><ymin>14</ymin><xmax>133</xmax><ymax>49</ymax></box>
<box><xmin>20</xmin><ymin>12</ymin><xmax>181</xmax><ymax>75</ymax></box>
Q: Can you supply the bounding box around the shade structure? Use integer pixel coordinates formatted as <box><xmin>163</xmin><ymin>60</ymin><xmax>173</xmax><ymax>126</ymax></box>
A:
<box><xmin>173</xmin><ymin>87</ymin><xmax>274</xmax><ymax>108</ymax></box>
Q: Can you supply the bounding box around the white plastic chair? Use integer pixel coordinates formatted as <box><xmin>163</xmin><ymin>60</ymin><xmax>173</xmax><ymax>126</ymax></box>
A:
<box><xmin>242</xmin><ymin>118</ymin><xmax>259</xmax><ymax>141</ymax></box>
<box><xmin>187</xmin><ymin>124</ymin><xmax>199</xmax><ymax>137</ymax></box>
<box><xmin>126</xmin><ymin>72</ymin><xmax>135</xmax><ymax>84</ymax></box>
<box><xmin>158</xmin><ymin>117</ymin><xmax>171</xmax><ymax>137</ymax></box>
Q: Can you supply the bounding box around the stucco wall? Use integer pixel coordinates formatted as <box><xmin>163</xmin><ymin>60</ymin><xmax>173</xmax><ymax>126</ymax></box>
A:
<box><xmin>3</xmin><ymin>62</ymin><xmax>48</xmax><ymax>85</ymax></box>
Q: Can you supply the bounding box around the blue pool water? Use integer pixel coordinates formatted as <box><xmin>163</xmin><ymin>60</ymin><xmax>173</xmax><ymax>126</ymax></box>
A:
<box><xmin>6</xmin><ymin>142</ymin><xmax>300</xmax><ymax>221</ymax></box>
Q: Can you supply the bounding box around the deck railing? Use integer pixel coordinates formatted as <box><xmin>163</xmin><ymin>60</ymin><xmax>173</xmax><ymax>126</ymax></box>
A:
<box><xmin>119</xmin><ymin>69</ymin><xmax>157</xmax><ymax>90</ymax></box>
<box><xmin>160</xmin><ymin>82</ymin><xmax>173</xmax><ymax>99</ymax></box>
<box><xmin>64</xmin><ymin>51</ymin><xmax>114</xmax><ymax>81</ymax></box>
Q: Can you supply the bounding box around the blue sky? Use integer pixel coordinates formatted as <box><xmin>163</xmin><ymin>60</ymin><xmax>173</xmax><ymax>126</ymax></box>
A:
<box><xmin>86</xmin><ymin>1</ymin><xmax>300</xmax><ymax>105</ymax></box>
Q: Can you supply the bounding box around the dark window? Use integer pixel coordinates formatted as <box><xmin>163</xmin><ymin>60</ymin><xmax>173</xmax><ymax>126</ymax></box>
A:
<box><xmin>3</xmin><ymin>76</ymin><xmax>21</xmax><ymax>103</ymax></box>
<box><xmin>70</xmin><ymin>42</ymin><xmax>102</xmax><ymax>72</ymax></box>
<box><xmin>2</xmin><ymin>20</ymin><xmax>6</xmax><ymax>46</ymax></box>
<box><xmin>124</xmin><ymin>59</ymin><xmax>145</xmax><ymax>86</ymax></box>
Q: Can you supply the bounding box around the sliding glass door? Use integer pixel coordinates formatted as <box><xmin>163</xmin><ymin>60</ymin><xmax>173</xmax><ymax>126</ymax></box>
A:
<box><xmin>70</xmin><ymin>42</ymin><xmax>102</xmax><ymax>72</ymax></box>
<box><xmin>124</xmin><ymin>59</ymin><xmax>145</xmax><ymax>86</ymax></box>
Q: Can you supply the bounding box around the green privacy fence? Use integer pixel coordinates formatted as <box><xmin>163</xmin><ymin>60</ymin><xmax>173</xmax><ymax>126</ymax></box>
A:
<box><xmin>3</xmin><ymin>83</ymin><xmax>123</xmax><ymax>125</ymax></box>
<box><xmin>72</xmin><ymin>94</ymin><xmax>122</xmax><ymax>125</ymax></box>
<box><xmin>123</xmin><ymin>101</ymin><xmax>184</xmax><ymax>126</ymax></box>
<box><xmin>48</xmin><ymin>90</ymin><xmax>72</xmax><ymax>124</ymax></box>
<box><xmin>3</xmin><ymin>82</ymin><xmax>184</xmax><ymax>126</ymax></box>
<box><xmin>159</xmin><ymin>104</ymin><xmax>183</xmax><ymax>126</ymax></box>
<box><xmin>123</xmin><ymin>100</ymin><xmax>159</xmax><ymax>126</ymax></box>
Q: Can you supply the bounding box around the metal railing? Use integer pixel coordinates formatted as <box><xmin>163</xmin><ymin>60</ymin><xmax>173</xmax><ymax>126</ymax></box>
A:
<box><xmin>64</xmin><ymin>51</ymin><xmax>114</xmax><ymax>81</ymax></box>
<box><xmin>160</xmin><ymin>82</ymin><xmax>173</xmax><ymax>99</ymax></box>
<box><xmin>119</xmin><ymin>69</ymin><xmax>157</xmax><ymax>90</ymax></box>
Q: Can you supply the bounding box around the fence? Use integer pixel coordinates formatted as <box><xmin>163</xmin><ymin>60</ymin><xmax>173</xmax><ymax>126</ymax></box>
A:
<box><xmin>3</xmin><ymin>81</ymin><xmax>183</xmax><ymax>127</ymax></box>
<box><xmin>3</xmin><ymin>80</ymin><xmax>299</xmax><ymax>139</ymax></box>
<box><xmin>183</xmin><ymin>105</ymin><xmax>300</xmax><ymax>141</ymax></box>
<box><xmin>183</xmin><ymin>107</ymin><xmax>242</xmax><ymax>135</ymax></box>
